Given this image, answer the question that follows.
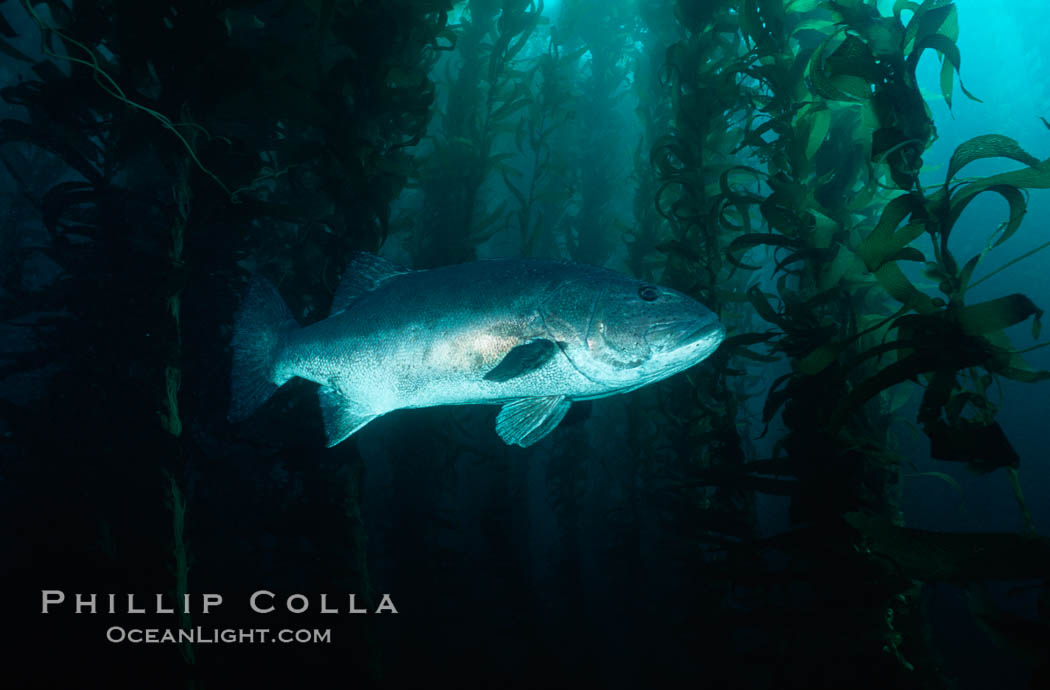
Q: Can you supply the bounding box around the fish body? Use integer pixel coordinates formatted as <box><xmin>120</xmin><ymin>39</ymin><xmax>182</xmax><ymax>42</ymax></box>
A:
<box><xmin>229</xmin><ymin>253</ymin><xmax>725</xmax><ymax>447</ymax></box>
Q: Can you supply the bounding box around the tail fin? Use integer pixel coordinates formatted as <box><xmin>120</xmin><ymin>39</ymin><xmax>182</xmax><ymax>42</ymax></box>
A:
<box><xmin>228</xmin><ymin>276</ymin><xmax>297</xmax><ymax>422</ymax></box>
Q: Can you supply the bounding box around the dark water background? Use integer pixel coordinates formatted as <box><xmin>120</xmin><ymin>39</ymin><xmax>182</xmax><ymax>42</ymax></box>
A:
<box><xmin>0</xmin><ymin>0</ymin><xmax>1047</xmax><ymax>688</ymax></box>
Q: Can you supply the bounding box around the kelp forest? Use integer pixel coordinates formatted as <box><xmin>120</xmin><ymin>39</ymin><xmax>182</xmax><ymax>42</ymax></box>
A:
<box><xmin>1</xmin><ymin>0</ymin><xmax>1048</xmax><ymax>688</ymax></box>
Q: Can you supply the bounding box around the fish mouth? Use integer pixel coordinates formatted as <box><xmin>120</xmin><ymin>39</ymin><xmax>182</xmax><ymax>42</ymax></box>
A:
<box><xmin>692</xmin><ymin>320</ymin><xmax>726</xmax><ymax>343</ymax></box>
<box><xmin>646</xmin><ymin>318</ymin><xmax>725</xmax><ymax>350</ymax></box>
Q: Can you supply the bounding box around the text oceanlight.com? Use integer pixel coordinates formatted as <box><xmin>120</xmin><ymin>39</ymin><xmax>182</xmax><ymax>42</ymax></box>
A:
<box><xmin>106</xmin><ymin>627</ymin><xmax>331</xmax><ymax>645</ymax></box>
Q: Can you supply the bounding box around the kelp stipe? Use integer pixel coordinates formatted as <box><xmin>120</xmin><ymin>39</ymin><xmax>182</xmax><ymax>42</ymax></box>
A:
<box><xmin>414</xmin><ymin>0</ymin><xmax>545</xmax><ymax>267</ymax></box>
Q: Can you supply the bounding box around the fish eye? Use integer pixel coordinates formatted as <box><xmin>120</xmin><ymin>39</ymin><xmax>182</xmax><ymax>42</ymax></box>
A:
<box><xmin>638</xmin><ymin>285</ymin><xmax>659</xmax><ymax>302</ymax></box>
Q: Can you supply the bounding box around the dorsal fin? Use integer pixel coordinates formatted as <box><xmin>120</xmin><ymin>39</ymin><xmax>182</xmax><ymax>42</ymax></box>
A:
<box><xmin>331</xmin><ymin>252</ymin><xmax>412</xmax><ymax>314</ymax></box>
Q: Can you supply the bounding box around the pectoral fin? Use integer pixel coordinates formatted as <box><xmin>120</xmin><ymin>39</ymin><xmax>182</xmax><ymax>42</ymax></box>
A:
<box><xmin>496</xmin><ymin>395</ymin><xmax>571</xmax><ymax>447</ymax></box>
<box><xmin>319</xmin><ymin>386</ymin><xmax>378</xmax><ymax>447</ymax></box>
<box><xmin>484</xmin><ymin>339</ymin><xmax>557</xmax><ymax>382</ymax></box>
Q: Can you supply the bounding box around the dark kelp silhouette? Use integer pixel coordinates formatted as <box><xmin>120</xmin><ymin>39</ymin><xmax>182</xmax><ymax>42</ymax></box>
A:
<box><xmin>0</xmin><ymin>0</ymin><xmax>454</xmax><ymax>684</ymax></box>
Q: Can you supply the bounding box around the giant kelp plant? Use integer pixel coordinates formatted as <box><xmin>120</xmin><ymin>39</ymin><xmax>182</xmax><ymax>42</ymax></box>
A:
<box><xmin>0</xmin><ymin>0</ymin><xmax>1048</xmax><ymax>689</ymax></box>
<box><xmin>652</xmin><ymin>0</ymin><xmax>1050</xmax><ymax>687</ymax></box>
<box><xmin>414</xmin><ymin>0</ymin><xmax>544</xmax><ymax>266</ymax></box>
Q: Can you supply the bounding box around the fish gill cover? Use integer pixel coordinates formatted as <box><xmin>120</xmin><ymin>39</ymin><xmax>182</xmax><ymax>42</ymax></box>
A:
<box><xmin>0</xmin><ymin>1</ymin><xmax>1047</xmax><ymax>689</ymax></box>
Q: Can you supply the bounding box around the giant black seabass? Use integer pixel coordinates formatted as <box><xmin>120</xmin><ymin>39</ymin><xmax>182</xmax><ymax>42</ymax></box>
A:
<box><xmin>229</xmin><ymin>252</ymin><xmax>725</xmax><ymax>447</ymax></box>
